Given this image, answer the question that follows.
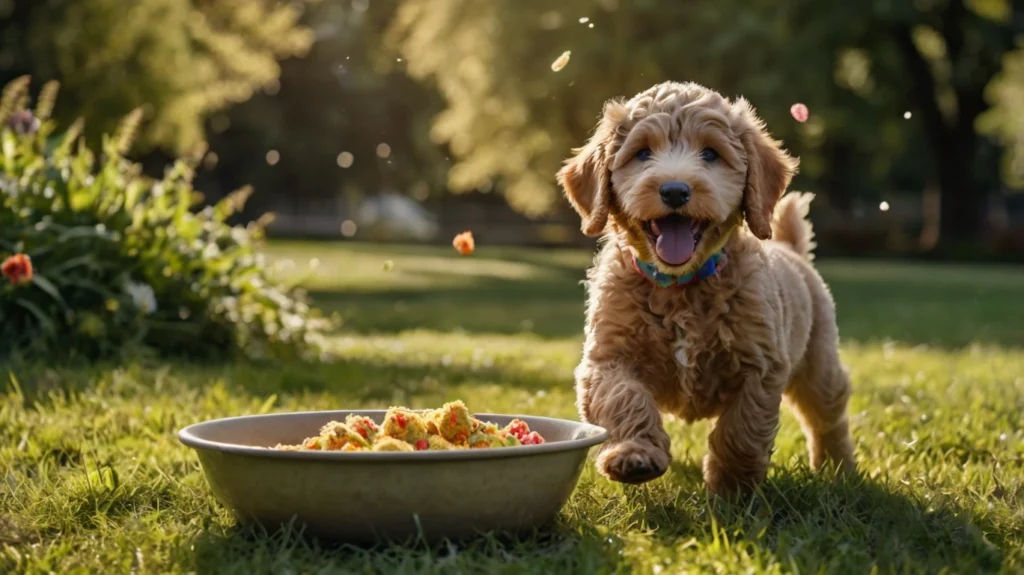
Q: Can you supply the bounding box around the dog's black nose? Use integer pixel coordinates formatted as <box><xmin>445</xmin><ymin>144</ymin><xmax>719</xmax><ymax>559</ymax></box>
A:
<box><xmin>659</xmin><ymin>181</ymin><xmax>691</xmax><ymax>208</ymax></box>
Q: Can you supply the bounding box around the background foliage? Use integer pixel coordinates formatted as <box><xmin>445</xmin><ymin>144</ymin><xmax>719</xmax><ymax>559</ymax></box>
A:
<box><xmin>3</xmin><ymin>0</ymin><xmax>1024</xmax><ymax>254</ymax></box>
<box><xmin>0</xmin><ymin>78</ymin><xmax>333</xmax><ymax>362</ymax></box>
<box><xmin>0</xmin><ymin>0</ymin><xmax>314</xmax><ymax>155</ymax></box>
<box><xmin>387</xmin><ymin>0</ymin><xmax>1024</xmax><ymax>245</ymax></box>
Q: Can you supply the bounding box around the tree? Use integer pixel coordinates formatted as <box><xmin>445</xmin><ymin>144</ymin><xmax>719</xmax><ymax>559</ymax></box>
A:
<box><xmin>385</xmin><ymin>0</ymin><xmax>926</xmax><ymax>219</ymax></box>
<box><xmin>0</xmin><ymin>0</ymin><xmax>314</xmax><ymax>155</ymax></box>
<box><xmin>386</xmin><ymin>0</ymin><xmax>786</xmax><ymax>217</ymax></box>
<box><xmin>881</xmin><ymin>0</ymin><xmax>1023</xmax><ymax>245</ymax></box>
<box><xmin>388</xmin><ymin>0</ymin><xmax>1024</xmax><ymax>249</ymax></box>
<box><xmin>194</xmin><ymin>0</ymin><xmax>450</xmax><ymax>219</ymax></box>
<box><xmin>734</xmin><ymin>0</ymin><xmax>1022</xmax><ymax>246</ymax></box>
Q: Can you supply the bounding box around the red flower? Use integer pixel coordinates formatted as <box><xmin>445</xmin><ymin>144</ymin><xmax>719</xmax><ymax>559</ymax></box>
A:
<box><xmin>1</xmin><ymin>254</ymin><xmax>33</xmax><ymax>286</ymax></box>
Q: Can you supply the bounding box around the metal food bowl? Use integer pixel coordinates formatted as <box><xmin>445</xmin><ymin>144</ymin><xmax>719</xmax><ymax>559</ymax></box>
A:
<box><xmin>178</xmin><ymin>410</ymin><xmax>608</xmax><ymax>544</ymax></box>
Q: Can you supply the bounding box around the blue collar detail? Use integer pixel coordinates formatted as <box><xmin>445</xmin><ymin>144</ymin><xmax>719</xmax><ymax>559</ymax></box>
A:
<box><xmin>632</xmin><ymin>251</ymin><xmax>726</xmax><ymax>288</ymax></box>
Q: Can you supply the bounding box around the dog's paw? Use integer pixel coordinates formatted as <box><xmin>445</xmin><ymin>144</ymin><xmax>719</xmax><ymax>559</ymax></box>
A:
<box><xmin>597</xmin><ymin>440</ymin><xmax>670</xmax><ymax>484</ymax></box>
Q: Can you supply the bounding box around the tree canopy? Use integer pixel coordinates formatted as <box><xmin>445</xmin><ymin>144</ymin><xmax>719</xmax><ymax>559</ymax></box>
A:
<box><xmin>4</xmin><ymin>0</ymin><xmax>1024</xmax><ymax>251</ymax></box>
<box><xmin>0</xmin><ymin>0</ymin><xmax>314</xmax><ymax>153</ymax></box>
<box><xmin>388</xmin><ymin>0</ymin><xmax>1024</xmax><ymax>244</ymax></box>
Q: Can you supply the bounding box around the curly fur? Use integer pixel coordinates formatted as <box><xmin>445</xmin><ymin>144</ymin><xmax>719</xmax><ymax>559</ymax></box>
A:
<box><xmin>772</xmin><ymin>192</ymin><xmax>818</xmax><ymax>261</ymax></box>
<box><xmin>559</xmin><ymin>82</ymin><xmax>856</xmax><ymax>496</ymax></box>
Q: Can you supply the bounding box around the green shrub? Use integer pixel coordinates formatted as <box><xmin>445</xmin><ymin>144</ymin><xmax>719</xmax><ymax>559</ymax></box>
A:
<box><xmin>0</xmin><ymin>76</ymin><xmax>335</xmax><ymax>362</ymax></box>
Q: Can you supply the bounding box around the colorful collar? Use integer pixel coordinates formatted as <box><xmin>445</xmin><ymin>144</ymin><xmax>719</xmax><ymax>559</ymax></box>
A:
<box><xmin>632</xmin><ymin>251</ymin><xmax>726</xmax><ymax>288</ymax></box>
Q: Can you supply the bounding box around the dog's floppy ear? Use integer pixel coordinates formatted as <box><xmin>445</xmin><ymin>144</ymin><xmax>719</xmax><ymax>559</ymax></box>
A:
<box><xmin>557</xmin><ymin>100</ymin><xmax>626</xmax><ymax>237</ymax></box>
<box><xmin>735</xmin><ymin>98</ymin><xmax>799</xmax><ymax>240</ymax></box>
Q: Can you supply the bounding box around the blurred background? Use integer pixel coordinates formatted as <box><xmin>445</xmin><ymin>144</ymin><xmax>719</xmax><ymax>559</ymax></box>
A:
<box><xmin>4</xmin><ymin>0</ymin><xmax>1024</xmax><ymax>260</ymax></box>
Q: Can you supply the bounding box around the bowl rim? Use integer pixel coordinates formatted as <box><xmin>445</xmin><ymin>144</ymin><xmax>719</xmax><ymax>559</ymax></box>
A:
<box><xmin>178</xmin><ymin>409</ymin><xmax>609</xmax><ymax>462</ymax></box>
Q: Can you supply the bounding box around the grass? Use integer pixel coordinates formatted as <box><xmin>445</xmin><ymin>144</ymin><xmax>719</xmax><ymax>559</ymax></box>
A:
<box><xmin>2</xmin><ymin>240</ymin><xmax>1023</xmax><ymax>574</ymax></box>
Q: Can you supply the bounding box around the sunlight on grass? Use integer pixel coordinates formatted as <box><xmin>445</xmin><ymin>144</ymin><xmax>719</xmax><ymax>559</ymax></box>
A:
<box><xmin>263</xmin><ymin>241</ymin><xmax>573</xmax><ymax>292</ymax></box>
<box><xmin>1</xmin><ymin>241</ymin><xmax>1023</xmax><ymax>573</ymax></box>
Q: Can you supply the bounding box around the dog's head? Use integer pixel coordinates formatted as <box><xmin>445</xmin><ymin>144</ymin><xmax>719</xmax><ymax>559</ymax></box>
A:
<box><xmin>557</xmin><ymin>82</ymin><xmax>798</xmax><ymax>276</ymax></box>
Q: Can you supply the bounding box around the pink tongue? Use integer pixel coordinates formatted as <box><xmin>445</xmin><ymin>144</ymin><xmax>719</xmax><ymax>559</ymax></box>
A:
<box><xmin>655</xmin><ymin>218</ymin><xmax>695</xmax><ymax>265</ymax></box>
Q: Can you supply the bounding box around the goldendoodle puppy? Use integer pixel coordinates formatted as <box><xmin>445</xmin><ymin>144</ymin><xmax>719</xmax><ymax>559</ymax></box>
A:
<box><xmin>557</xmin><ymin>81</ymin><xmax>856</xmax><ymax>496</ymax></box>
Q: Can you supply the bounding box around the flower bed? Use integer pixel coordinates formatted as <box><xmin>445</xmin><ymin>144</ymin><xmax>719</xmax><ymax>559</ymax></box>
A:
<box><xmin>0</xmin><ymin>77</ymin><xmax>334</xmax><ymax>362</ymax></box>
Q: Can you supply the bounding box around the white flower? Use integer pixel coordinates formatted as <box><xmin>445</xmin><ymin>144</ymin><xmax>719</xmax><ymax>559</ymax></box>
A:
<box><xmin>125</xmin><ymin>281</ymin><xmax>157</xmax><ymax>315</ymax></box>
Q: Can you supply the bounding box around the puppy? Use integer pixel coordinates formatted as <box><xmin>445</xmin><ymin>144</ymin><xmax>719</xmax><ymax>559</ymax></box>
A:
<box><xmin>557</xmin><ymin>81</ymin><xmax>856</xmax><ymax>496</ymax></box>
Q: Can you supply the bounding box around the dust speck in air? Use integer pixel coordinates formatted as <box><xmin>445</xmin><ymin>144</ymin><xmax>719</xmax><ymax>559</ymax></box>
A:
<box><xmin>551</xmin><ymin>51</ymin><xmax>571</xmax><ymax>72</ymax></box>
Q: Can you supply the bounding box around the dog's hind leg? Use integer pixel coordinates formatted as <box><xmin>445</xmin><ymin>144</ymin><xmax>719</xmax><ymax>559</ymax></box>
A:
<box><xmin>784</xmin><ymin>311</ymin><xmax>857</xmax><ymax>475</ymax></box>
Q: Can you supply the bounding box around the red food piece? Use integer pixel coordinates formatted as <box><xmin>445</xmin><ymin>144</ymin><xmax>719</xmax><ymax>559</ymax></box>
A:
<box><xmin>452</xmin><ymin>231</ymin><xmax>475</xmax><ymax>255</ymax></box>
<box><xmin>522</xmin><ymin>431</ymin><xmax>545</xmax><ymax>445</ymax></box>
<box><xmin>356</xmin><ymin>425</ymin><xmax>368</xmax><ymax>439</ymax></box>
<box><xmin>790</xmin><ymin>103</ymin><xmax>809</xmax><ymax>123</ymax></box>
<box><xmin>395</xmin><ymin>413</ymin><xmax>407</xmax><ymax>429</ymax></box>
<box><xmin>415</xmin><ymin>439</ymin><xmax>429</xmax><ymax>451</ymax></box>
<box><xmin>506</xmin><ymin>420</ymin><xmax>530</xmax><ymax>442</ymax></box>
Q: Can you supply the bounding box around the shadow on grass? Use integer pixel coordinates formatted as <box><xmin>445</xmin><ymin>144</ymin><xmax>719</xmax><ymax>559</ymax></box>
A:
<box><xmin>217</xmin><ymin>354</ymin><xmax>567</xmax><ymax>400</ymax></box>
<box><xmin>188</xmin><ymin>518</ymin><xmax>624</xmax><ymax>573</ymax></box>
<box><xmin>184</xmin><ymin>463</ymin><xmax>1008</xmax><ymax>573</ymax></box>
<box><xmin>5</xmin><ymin>350</ymin><xmax>570</xmax><ymax>411</ymax></box>
<box><xmin>306</xmin><ymin>253</ymin><xmax>1024</xmax><ymax>348</ymax></box>
<box><xmin>313</xmin><ymin>268</ymin><xmax>587</xmax><ymax>340</ymax></box>
<box><xmin>822</xmin><ymin>261</ymin><xmax>1024</xmax><ymax>349</ymax></box>
<box><xmin>629</xmin><ymin>463</ymin><xmax>1006</xmax><ymax>573</ymax></box>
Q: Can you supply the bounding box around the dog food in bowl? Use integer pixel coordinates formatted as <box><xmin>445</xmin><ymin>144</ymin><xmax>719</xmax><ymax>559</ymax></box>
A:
<box><xmin>177</xmin><ymin>408</ymin><xmax>607</xmax><ymax>544</ymax></box>
<box><xmin>273</xmin><ymin>400</ymin><xmax>547</xmax><ymax>452</ymax></box>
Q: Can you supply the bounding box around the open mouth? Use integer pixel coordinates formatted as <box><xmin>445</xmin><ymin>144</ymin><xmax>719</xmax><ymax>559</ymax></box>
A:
<box><xmin>642</xmin><ymin>214</ymin><xmax>708</xmax><ymax>266</ymax></box>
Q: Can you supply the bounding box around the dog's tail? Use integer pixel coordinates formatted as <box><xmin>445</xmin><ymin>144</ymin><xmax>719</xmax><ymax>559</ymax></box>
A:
<box><xmin>771</xmin><ymin>192</ymin><xmax>817</xmax><ymax>261</ymax></box>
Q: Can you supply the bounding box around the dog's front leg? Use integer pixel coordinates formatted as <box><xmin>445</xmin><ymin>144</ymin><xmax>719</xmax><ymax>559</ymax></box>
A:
<box><xmin>703</xmin><ymin>377</ymin><xmax>784</xmax><ymax>497</ymax></box>
<box><xmin>576</xmin><ymin>361</ymin><xmax>671</xmax><ymax>484</ymax></box>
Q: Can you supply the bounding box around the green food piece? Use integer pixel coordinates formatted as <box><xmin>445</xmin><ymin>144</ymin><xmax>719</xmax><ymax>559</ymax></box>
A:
<box><xmin>468</xmin><ymin>432</ymin><xmax>504</xmax><ymax>448</ymax></box>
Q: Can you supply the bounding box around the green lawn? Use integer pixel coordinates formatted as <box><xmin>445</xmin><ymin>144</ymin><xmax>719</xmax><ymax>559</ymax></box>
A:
<box><xmin>2</xmin><ymin>241</ymin><xmax>1023</xmax><ymax>574</ymax></box>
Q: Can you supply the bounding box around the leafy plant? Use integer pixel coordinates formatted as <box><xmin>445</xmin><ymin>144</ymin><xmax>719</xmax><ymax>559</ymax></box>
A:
<box><xmin>0</xmin><ymin>76</ymin><xmax>335</xmax><ymax>362</ymax></box>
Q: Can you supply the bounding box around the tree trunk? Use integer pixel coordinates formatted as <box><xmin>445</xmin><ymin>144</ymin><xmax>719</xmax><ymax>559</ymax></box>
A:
<box><xmin>934</xmin><ymin>131</ymin><xmax>985</xmax><ymax>247</ymax></box>
<box><xmin>919</xmin><ymin>182</ymin><xmax>940</xmax><ymax>250</ymax></box>
<box><xmin>891</xmin><ymin>19</ymin><xmax>988</xmax><ymax>251</ymax></box>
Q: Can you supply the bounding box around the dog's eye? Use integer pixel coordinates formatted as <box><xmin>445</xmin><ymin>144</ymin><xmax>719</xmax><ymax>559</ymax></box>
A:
<box><xmin>700</xmin><ymin>148</ymin><xmax>719</xmax><ymax>163</ymax></box>
<box><xmin>635</xmin><ymin>148</ymin><xmax>653</xmax><ymax>162</ymax></box>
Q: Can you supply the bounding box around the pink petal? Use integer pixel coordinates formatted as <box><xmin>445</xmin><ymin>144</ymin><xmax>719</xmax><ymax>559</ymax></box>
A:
<box><xmin>790</xmin><ymin>103</ymin><xmax>809</xmax><ymax>123</ymax></box>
